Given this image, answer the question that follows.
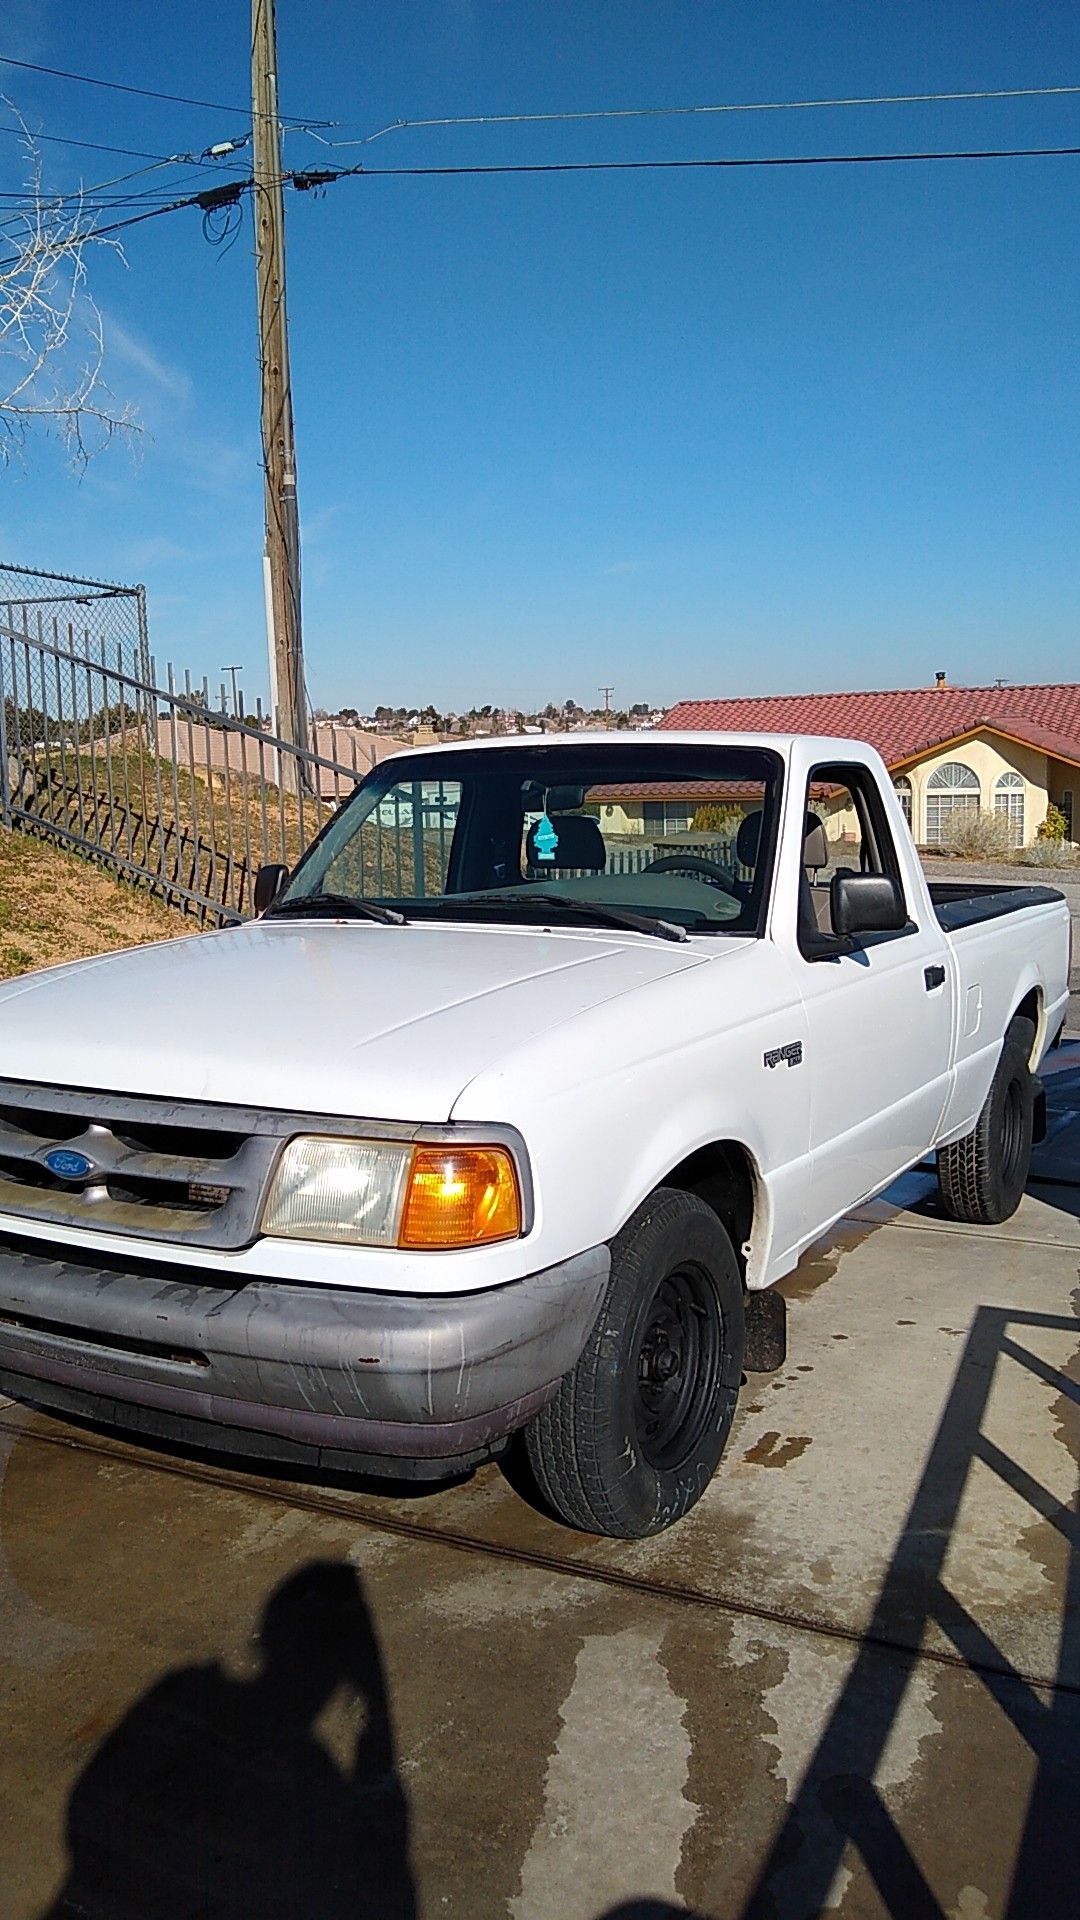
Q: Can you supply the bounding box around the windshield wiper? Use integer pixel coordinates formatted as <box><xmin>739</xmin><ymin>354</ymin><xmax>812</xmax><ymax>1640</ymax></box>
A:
<box><xmin>496</xmin><ymin>891</ymin><xmax>688</xmax><ymax>944</ymax></box>
<box><xmin>268</xmin><ymin>892</ymin><xmax>408</xmax><ymax>926</ymax></box>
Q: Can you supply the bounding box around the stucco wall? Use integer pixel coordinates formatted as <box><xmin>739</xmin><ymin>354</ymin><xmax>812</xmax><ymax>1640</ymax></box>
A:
<box><xmin>902</xmin><ymin>732</ymin><xmax>1049</xmax><ymax>843</ymax></box>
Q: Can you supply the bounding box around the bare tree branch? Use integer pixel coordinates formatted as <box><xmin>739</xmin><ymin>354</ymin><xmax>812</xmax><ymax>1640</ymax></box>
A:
<box><xmin>1</xmin><ymin>103</ymin><xmax>141</xmax><ymax>468</ymax></box>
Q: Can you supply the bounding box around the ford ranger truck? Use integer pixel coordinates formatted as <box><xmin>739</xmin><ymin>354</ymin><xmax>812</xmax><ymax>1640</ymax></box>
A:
<box><xmin>0</xmin><ymin>734</ymin><xmax>1070</xmax><ymax>1537</ymax></box>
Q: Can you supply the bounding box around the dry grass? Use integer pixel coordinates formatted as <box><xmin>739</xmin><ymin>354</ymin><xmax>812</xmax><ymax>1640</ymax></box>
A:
<box><xmin>26</xmin><ymin>745</ymin><xmax>323</xmax><ymax>872</ymax></box>
<box><xmin>0</xmin><ymin>824</ymin><xmax>186</xmax><ymax>981</ymax></box>
<box><xmin>18</xmin><ymin>745</ymin><xmax>446</xmax><ymax>903</ymax></box>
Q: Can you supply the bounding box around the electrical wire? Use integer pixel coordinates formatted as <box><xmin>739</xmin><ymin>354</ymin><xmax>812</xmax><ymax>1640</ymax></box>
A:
<box><xmin>3</xmin><ymin>135</ymin><xmax>1079</xmax><ymax>270</ymax></box>
<box><xmin>302</xmin><ymin>142</ymin><xmax>1080</xmax><ymax>182</ymax></box>
<box><xmin>0</xmin><ymin>50</ymin><xmax>335</xmax><ymax>128</ymax></box>
<box><xmin>314</xmin><ymin>82</ymin><xmax>1080</xmax><ymax>148</ymax></box>
<box><xmin>0</xmin><ymin>122</ymin><xmax>181</xmax><ymax>163</ymax></box>
<box><xmin>0</xmin><ymin>128</ymin><xmax>253</xmax><ymax>237</ymax></box>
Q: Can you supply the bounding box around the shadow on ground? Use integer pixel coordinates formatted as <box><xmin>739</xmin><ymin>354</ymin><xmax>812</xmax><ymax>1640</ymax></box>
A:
<box><xmin>41</xmin><ymin>1560</ymin><xmax>416</xmax><ymax>1920</ymax></box>
<box><xmin>736</xmin><ymin>1297</ymin><xmax>1080</xmax><ymax>1919</ymax></box>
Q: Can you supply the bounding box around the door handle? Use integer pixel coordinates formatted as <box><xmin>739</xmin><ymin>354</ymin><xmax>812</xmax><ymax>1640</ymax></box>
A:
<box><xmin>924</xmin><ymin>964</ymin><xmax>946</xmax><ymax>991</ymax></box>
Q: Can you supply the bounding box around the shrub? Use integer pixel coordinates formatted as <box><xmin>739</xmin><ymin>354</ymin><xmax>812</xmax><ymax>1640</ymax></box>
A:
<box><xmin>942</xmin><ymin>809</ymin><xmax>1015</xmax><ymax>860</ymax></box>
<box><xmin>690</xmin><ymin>803</ymin><xmax>745</xmax><ymax>836</ymax></box>
<box><xmin>1037</xmin><ymin>803</ymin><xmax>1068</xmax><ymax>843</ymax></box>
<box><xmin>1022</xmin><ymin>838</ymin><xmax>1080</xmax><ymax>870</ymax></box>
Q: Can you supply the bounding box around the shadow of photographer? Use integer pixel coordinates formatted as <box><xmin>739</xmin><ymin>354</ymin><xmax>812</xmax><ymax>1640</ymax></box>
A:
<box><xmin>42</xmin><ymin>1557</ymin><xmax>416</xmax><ymax>1919</ymax></box>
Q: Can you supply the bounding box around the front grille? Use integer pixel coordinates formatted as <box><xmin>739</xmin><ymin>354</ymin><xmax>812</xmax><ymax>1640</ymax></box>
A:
<box><xmin>0</xmin><ymin>1081</ymin><xmax>280</xmax><ymax>1251</ymax></box>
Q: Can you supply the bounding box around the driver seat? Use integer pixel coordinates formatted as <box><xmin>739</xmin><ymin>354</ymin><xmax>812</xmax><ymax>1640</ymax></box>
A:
<box><xmin>801</xmin><ymin>812</ymin><xmax>833</xmax><ymax>932</ymax></box>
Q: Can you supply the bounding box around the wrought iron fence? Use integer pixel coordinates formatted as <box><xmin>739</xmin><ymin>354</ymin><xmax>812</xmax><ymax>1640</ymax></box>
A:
<box><xmin>1</xmin><ymin>570</ymin><xmax>750</xmax><ymax>924</ymax></box>
<box><xmin>0</xmin><ymin>603</ymin><xmax>373</xmax><ymax>925</ymax></box>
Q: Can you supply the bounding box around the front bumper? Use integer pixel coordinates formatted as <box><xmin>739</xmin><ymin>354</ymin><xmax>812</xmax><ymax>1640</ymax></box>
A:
<box><xmin>0</xmin><ymin>1235</ymin><xmax>609</xmax><ymax>1478</ymax></box>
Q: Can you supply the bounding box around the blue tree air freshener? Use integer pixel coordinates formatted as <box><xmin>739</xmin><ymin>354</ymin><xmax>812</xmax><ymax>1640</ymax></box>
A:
<box><xmin>533</xmin><ymin>813</ymin><xmax>559</xmax><ymax>863</ymax></box>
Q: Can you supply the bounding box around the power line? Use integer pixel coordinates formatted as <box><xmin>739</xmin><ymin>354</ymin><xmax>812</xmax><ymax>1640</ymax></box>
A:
<box><xmin>0</xmin><ymin>122</ymin><xmax>181</xmax><ymax>163</ymax></box>
<box><xmin>306</xmin><ymin>142</ymin><xmax>1080</xmax><ymax>182</ymax></box>
<box><xmin>0</xmin><ymin>50</ymin><xmax>335</xmax><ymax>128</ymax></box>
<box><xmin>316</xmin><ymin>82</ymin><xmax>1080</xmax><ymax>148</ymax></box>
<box><xmin>0</xmin><ymin>161</ymin><xmax>254</xmax><ymax>243</ymax></box>
<box><xmin>4</xmin><ymin>136</ymin><xmax>1079</xmax><ymax>269</ymax></box>
<box><xmin>0</xmin><ymin>178</ymin><xmax>253</xmax><ymax>265</ymax></box>
<box><xmin>0</xmin><ymin>152</ymin><xmax>249</xmax><ymax>207</ymax></box>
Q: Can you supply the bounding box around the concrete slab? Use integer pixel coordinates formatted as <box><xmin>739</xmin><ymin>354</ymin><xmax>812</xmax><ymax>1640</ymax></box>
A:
<box><xmin>2</xmin><ymin>1414</ymin><xmax>1077</xmax><ymax>1920</ymax></box>
<box><xmin>1</xmin><ymin>1057</ymin><xmax>1077</xmax><ymax>1918</ymax></box>
<box><xmin>214</xmin><ymin>1204</ymin><xmax>1072</xmax><ymax>1689</ymax></box>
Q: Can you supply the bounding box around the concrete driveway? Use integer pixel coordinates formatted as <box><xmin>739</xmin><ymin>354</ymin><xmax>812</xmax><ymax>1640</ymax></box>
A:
<box><xmin>2</xmin><ymin>1050</ymin><xmax>1078</xmax><ymax>1920</ymax></box>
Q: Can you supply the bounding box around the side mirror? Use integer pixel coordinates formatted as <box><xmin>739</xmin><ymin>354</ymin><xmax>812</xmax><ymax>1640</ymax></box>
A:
<box><xmin>254</xmin><ymin>862</ymin><xmax>289</xmax><ymax>915</ymax></box>
<box><xmin>831</xmin><ymin>872</ymin><xmax>907</xmax><ymax>938</ymax></box>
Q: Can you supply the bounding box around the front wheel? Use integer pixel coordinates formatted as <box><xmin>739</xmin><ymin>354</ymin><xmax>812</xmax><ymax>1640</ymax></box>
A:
<box><xmin>937</xmin><ymin>1015</ymin><xmax>1036</xmax><ymax>1225</ymax></box>
<box><xmin>525</xmin><ymin>1189</ymin><xmax>745</xmax><ymax>1537</ymax></box>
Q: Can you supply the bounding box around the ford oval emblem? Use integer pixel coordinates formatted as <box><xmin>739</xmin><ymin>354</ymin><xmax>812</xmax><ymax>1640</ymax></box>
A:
<box><xmin>44</xmin><ymin>1149</ymin><xmax>95</xmax><ymax>1181</ymax></box>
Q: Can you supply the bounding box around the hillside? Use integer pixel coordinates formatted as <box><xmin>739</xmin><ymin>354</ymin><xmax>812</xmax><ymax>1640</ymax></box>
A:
<box><xmin>0</xmin><ymin>826</ymin><xmax>186</xmax><ymax>982</ymax></box>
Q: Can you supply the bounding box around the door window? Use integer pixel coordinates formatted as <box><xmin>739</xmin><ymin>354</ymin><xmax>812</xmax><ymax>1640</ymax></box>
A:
<box><xmin>799</xmin><ymin>764</ymin><xmax>906</xmax><ymax>948</ymax></box>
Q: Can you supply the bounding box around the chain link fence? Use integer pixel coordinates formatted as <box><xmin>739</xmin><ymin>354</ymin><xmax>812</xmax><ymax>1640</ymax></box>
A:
<box><xmin>0</xmin><ymin>562</ymin><xmax>150</xmax><ymax>685</ymax></box>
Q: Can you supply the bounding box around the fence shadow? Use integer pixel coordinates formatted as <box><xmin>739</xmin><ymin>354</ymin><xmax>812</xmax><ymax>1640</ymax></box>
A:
<box><xmin>40</xmin><ymin>1558</ymin><xmax>416</xmax><ymax>1920</ymax></box>
<box><xmin>737</xmin><ymin>1301</ymin><xmax>1080</xmax><ymax>1920</ymax></box>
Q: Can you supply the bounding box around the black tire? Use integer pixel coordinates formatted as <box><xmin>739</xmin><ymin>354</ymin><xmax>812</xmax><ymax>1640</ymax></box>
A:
<box><xmin>936</xmin><ymin>1015</ymin><xmax>1036</xmax><ymax>1225</ymax></box>
<box><xmin>524</xmin><ymin>1188</ymin><xmax>745</xmax><ymax>1538</ymax></box>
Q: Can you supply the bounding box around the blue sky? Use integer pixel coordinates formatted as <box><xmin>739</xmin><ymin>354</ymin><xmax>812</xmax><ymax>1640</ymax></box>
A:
<box><xmin>2</xmin><ymin>2</ymin><xmax>1078</xmax><ymax>713</ymax></box>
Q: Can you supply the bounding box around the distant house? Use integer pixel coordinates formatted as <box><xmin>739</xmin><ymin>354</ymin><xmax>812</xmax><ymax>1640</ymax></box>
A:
<box><xmin>660</xmin><ymin>678</ymin><xmax>1080</xmax><ymax>848</ymax></box>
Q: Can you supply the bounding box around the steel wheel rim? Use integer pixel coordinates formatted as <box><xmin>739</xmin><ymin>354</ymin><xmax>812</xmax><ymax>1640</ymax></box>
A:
<box><xmin>633</xmin><ymin>1264</ymin><xmax>724</xmax><ymax>1472</ymax></box>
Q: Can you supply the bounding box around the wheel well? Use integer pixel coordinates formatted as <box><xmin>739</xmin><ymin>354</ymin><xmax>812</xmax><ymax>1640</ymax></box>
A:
<box><xmin>661</xmin><ymin>1141</ymin><xmax>756</xmax><ymax>1275</ymax></box>
<box><xmin>1009</xmin><ymin>987</ymin><xmax>1042</xmax><ymax>1061</ymax></box>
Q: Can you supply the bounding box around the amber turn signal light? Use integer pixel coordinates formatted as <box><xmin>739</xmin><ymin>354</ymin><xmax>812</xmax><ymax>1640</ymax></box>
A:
<box><xmin>399</xmin><ymin>1146</ymin><xmax>521</xmax><ymax>1249</ymax></box>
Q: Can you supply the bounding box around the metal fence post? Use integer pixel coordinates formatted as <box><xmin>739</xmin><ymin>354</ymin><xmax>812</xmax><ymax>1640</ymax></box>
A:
<box><xmin>0</xmin><ymin>634</ymin><xmax>11</xmax><ymax>827</ymax></box>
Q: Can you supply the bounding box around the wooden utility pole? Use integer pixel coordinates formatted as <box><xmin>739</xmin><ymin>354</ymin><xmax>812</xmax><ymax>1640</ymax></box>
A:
<box><xmin>251</xmin><ymin>0</ymin><xmax>306</xmax><ymax>757</ymax></box>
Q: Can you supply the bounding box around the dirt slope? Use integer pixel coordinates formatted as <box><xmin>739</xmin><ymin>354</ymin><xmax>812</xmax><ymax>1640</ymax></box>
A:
<box><xmin>0</xmin><ymin>827</ymin><xmax>186</xmax><ymax>981</ymax></box>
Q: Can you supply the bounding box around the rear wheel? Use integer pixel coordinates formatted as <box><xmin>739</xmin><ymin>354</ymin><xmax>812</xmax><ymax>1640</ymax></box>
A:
<box><xmin>937</xmin><ymin>1015</ymin><xmax>1036</xmax><ymax>1225</ymax></box>
<box><xmin>525</xmin><ymin>1188</ymin><xmax>744</xmax><ymax>1537</ymax></box>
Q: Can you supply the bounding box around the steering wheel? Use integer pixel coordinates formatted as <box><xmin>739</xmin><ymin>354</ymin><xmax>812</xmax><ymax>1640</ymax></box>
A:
<box><xmin>642</xmin><ymin>853</ymin><xmax>735</xmax><ymax>891</ymax></box>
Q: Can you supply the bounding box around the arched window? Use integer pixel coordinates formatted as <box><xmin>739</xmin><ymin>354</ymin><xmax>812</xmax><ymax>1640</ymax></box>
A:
<box><xmin>994</xmin><ymin>770</ymin><xmax>1025</xmax><ymax>846</ymax></box>
<box><xmin>893</xmin><ymin>776</ymin><xmax>913</xmax><ymax>830</ymax></box>
<box><xmin>925</xmin><ymin>761</ymin><xmax>979</xmax><ymax>844</ymax></box>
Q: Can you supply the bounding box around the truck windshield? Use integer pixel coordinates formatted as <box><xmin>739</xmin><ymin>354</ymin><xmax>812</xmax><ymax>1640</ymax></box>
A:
<box><xmin>275</xmin><ymin>742</ymin><xmax>783</xmax><ymax>937</ymax></box>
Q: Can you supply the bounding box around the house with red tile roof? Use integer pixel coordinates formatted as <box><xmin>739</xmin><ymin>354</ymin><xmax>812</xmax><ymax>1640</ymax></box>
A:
<box><xmin>659</xmin><ymin>677</ymin><xmax>1080</xmax><ymax>848</ymax></box>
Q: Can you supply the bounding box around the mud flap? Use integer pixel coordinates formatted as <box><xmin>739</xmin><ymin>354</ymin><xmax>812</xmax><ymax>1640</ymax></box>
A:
<box><xmin>743</xmin><ymin>1286</ymin><xmax>787</xmax><ymax>1372</ymax></box>
<box><xmin>1033</xmin><ymin>1075</ymin><xmax>1047</xmax><ymax>1145</ymax></box>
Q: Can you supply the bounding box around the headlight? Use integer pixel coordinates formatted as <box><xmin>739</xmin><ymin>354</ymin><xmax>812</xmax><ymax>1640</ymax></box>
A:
<box><xmin>261</xmin><ymin>1137</ymin><xmax>522</xmax><ymax>1249</ymax></box>
<box><xmin>261</xmin><ymin>1138</ymin><xmax>411</xmax><ymax>1245</ymax></box>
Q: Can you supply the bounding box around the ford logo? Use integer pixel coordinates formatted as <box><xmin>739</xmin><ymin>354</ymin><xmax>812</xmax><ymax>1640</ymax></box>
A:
<box><xmin>44</xmin><ymin>1149</ymin><xmax>95</xmax><ymax>1181</ymax></box>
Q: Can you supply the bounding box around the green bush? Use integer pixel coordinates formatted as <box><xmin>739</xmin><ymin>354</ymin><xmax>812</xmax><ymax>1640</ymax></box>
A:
<box><xmin>1036</xmin><ymin>804</ymin><xmax>1068</xmax><ymax>843</ymax></box>
<box><xmin>690</xmin><ymin>803</ymin><xmax>744</xmax><ymax>836</ymax></box>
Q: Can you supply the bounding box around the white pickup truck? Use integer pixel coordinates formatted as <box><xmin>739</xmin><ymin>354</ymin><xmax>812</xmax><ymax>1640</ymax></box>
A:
<box><xmin>0</xmin><ymin>733</ymin><xmax>1070</xmax><ymax>1536</ymax></box>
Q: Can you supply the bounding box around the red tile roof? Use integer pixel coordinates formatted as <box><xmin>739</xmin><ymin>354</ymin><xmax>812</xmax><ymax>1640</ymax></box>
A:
<box><xmin>662</xmin><ymin>682</ymin><xmax>1080</xmax><ymax>769</ymax></box>
<box><xmin>588</xmin><ymin>780</ymin><xmax>761</xmax><ymax>801</ymax></box>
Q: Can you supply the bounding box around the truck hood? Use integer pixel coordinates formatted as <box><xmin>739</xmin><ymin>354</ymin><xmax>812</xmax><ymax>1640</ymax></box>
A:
<box><xmin>0</xmin><ymin>920</ymin><xmax>713</xmax><ymax>1122</ymax></box>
